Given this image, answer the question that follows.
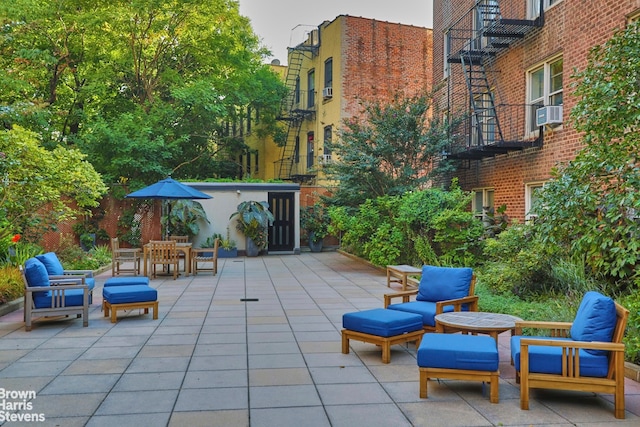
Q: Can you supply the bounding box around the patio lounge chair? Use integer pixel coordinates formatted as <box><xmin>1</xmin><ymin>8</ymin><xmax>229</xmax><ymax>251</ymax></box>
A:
<box><xmin>21</xmin><ymin>258</ymin><xmax>89</xmax><ymax>331</ymax></box>
<box><xmin>511</xmin><ymin>291</ymin><xmax>629</xmax><ymax>419</ymax></box>
<box><xmin>111</xmin><ymin>237</ymin><xmax>141</xmax><ymax>276</ymax></box>
<box><xmin>36</xmin><ymin>252</ymin><xmax>95</xmax><ymax>302</ymax></box>
<box><xmin>384</xmin><ymin>265</ymin><xmax>478</xmax><ymax>331</ymax></box>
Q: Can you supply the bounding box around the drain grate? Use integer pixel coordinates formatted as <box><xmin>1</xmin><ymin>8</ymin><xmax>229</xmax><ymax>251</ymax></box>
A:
<box><xmin>240</xmin><ymin>298</ymin><xmax>259</xmax><ymax>302</ymax></box>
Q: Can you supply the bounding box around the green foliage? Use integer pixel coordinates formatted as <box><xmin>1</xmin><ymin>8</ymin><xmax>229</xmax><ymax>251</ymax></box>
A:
<box><xmin>163</xmin><ymin>200</ymin><xmax>209</xmax><ymax>239</ymax></box>
<box><xmin>300</xmin><ymin>203</ymin><xmax>330</xmax><ymax>242</ymax></box>
<box><xmin>230</xmin><ymin>201</ymin><xmax>274</xmax><ymax>249</ymax></box>
<box><xmin>0</xmin><ymin>127</ymin><xmax>107</xmax><ymax>238</ymax></box>
<box><xmin>0</xmin><ymin>266</ymin><xmax>23</xmax><ymax>304</ymax></box>
<box><xmin>336</xmin><ymin>185</ymin><xmax>484</xmax><ymax>267</ymax></box>
<box><xmin>620</xmin><ymin>287</ymin><xmax>640</xmax><ymax>364</ymax></box>
<box><xmin>116</xmin><ymin>205</ymin><xmax>143</xmax><ymax>248</ymax></box>
<box><xmin>0</xmin><ymin>0</ymin><xmax>286</xmax><ymax>187</ymax></box>
<box><xmin>324</xmin><ymin>92</ymin><xmax>456</xmax><ymax>207</ymax></box>
<box><xmin>534</xmin><ymin>21</ymin><xmax>640</xmax><ymax>287</ymax></box>
<box><xmin>57</xmin><ymin>243</ymin><xmax>111</xmax><ymax>271</ymax></box>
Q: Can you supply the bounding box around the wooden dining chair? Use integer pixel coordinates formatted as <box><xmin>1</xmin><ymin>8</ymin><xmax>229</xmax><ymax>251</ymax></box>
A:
<box><xmin>149</xmin><ymin>240</ymin><xmax>179</xmax><ymax>279</ymax></box>
<box><xmin>111</xmin><ymin>238</ymin><xmax>141</xmax><ymax>276</ymax></box>
<box><xmin>192</xmin><ymin>238</ymin><xmax>219</xmax><ymax>276</ymax></box>
<box><xmin>169</xmin><ymin>235</ymin><xmax>189</xmax><ymax>272</ymax></box>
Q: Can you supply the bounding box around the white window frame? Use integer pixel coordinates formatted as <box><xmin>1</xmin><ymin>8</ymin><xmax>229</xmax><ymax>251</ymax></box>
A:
<box><xmin>526</xmin><ymin>55</ymin><xmax>563</xmax><ymax>134</ymax></box>
<box><xmin>525</xmin><ymin>181</ymin><xmax>546</xmax><ymax>222</ymax></box>
<box><xmin>443</xmin><ymin>31</ymin><xmax>450</xmax><ymax>80</ymax></box>
<box><xmin>472</xmin><ymin>188</ymin><xmax>494</xmax><ymax>223</ymax></box>
<box><xmin>528</xmin><ymin>0</ymin><xmax>562</xmax><ymax>19</ymax></box>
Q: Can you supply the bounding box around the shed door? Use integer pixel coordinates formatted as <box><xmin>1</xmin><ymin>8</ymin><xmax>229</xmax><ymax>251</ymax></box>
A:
<box><xmin>268</xmin><ymin>192</ymin><xmax>295</xmax><ymax>251</ymax></box>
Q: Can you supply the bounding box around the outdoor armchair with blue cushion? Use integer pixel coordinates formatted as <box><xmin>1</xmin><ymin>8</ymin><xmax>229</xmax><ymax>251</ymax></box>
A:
<box><xmin>511</xmin><ymin>291</ymin><xmax>629</xmax><ymax>419</ymax></box>
<box><xmin>36</xmin><ymin>252</ymin><xmax>95</xmax><ymax>302</ymax></box>
<box><xmin>21</xmin><ymin>258</ymin><xmax>89</xmax><ymax>331</ymax></box>
<box><xmin>384</xmin><ymin>265</ymin><xmax>478</xmax><ymax>331</ymax></box>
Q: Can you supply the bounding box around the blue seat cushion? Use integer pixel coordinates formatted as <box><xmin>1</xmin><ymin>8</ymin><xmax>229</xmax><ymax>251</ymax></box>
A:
<box><xmin>570</xmin><ymin>291</ymin><xmax>617</xmax><ymax>355</ymax></box>
<box><xmin>387</xmin><ymin>300</ymin><xmax>467</xmax><ymax>327</ymax></box>
<box><xmin>103</xmin><ymin>285</ymin><xmax>157</xmax><ymax>304</ymax></box>
<box><xmin>104</xmin><ymin>277</ymin><xmax>150</xmax><ymax>287</ymax></box>
<box><xmin>24</xmin><ymin>258</ymin><xmax>50</xmax><ymax>287</ymax></box>
<box><xmin>416</xmin><ymin>266</ymin><xmax>473</xmax><ymax>302</ymax></box>
<box><xmin>417</xmin><ymin>333</ymin><xmax>498</xmax><ymax>371</ymax></box>
<box><xmin>36</xmin><ymin>252</ymin><xmax>65</xmax><ymax>276</ymax></box>
<box><xmin>342</xmin><ymin>308</ymin><xmax>423</xmax><ymax>337</ymax></box>
<box><xmin>33</xmin><ymin>288</ymin><xmax>86</xmax><ymax>309</ymax></box>
<box><xmin>510</xmin><ymin>336</ymin><xmax>609</xmax><ymax>378</ymax></box>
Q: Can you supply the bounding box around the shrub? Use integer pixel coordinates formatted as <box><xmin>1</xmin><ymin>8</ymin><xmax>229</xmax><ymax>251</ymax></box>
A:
<box><xmin>620</xmin><ymin>287</ymin><xmax>640</xmax><ymax>364</ymax></box>
<box><xmin>0</xmin><ymin>266</ymin><xmax>23</xmax><ymax>304</ymax></box>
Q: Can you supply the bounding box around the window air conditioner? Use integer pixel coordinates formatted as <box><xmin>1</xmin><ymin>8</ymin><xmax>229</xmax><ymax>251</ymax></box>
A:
<box><xmin>536</xmin><ymin>105</ymin><xmax>563</xmax><ymax>127</ymax></box>
<box><xmin>322</xmin><ymin>87</ymin><xmax>333</xmax><ymax>99</ymax></box>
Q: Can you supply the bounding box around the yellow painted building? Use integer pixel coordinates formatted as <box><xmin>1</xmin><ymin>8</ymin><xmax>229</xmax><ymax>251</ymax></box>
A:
<box><xmin>244</xmin><ymin>15</ymin><xmax>433</xmax><ymax>189</ymax></box>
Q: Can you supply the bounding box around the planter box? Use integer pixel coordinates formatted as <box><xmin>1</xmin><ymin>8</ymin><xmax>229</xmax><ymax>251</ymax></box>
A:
<box><xmin>218</xmin><ymin>248</ymin><xmax>238</xmax><ymax>258</ymax></box>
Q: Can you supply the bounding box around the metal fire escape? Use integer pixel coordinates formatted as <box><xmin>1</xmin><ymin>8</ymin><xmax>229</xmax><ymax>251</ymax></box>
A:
<box><xmin>446</xmin><ymin>0</ymin><xmax>545</xmax><ymax>160</ymax></box>
<box><xmin>275</xmin><ymin>38</ymin><xmax>318</xmax><ymax>181</ymax></box>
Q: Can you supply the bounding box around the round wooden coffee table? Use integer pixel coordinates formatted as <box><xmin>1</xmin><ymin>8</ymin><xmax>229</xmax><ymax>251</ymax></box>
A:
<box><xmin>435</xmin><ymin>312</ymin><xmax>522</xmax><ymax>340</ymax></box>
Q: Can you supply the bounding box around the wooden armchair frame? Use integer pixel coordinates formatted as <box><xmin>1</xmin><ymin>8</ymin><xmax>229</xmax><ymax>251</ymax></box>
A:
<box><xmin>111</xmin><ymin>237</ymin><xmax>141</xmax><ymax>276</ymax></box>
<box><xmin>20</xmin><ymin>266</ymin><xmax>89</xmax><ymax>332</ymax></box>
<box><xmin>384</xmin><ymin>275</ymin><xmax>478</xmax><ymax>331</ymax></box>
<box><xmin>149</xmin><ymin>240</ymin><xmax>179</xmax><ymax>279</ymax></box>
<box><xmin>192</xmin><ymin>238</ymin><xmax>219</xmax><ymax>276</ymax></box>
<box><xmin>515</xmin><ymin>302</ymin><xmax>629</xmax><ymax>419</ymax></box>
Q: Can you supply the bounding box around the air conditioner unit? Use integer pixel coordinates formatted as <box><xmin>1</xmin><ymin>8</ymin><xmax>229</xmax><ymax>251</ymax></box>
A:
<box><xmin>322</xmin><ymin>87</ymin><xmax>333</xmax><ymax>99</ymax></box>
<box><xmin>536</xmin><ymin>105</ymin><xmax>563</xmax><ymax>127</ymax></box>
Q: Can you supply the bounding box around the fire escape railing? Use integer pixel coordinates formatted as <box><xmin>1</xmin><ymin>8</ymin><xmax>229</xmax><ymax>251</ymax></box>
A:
<box><xmin>445</xmin><ymin>0</ymin><xmax>545</xmax><ymax>160</ymax></box>
<box><xmin>275</xmin><ymin>42</ymin><xmax>317</xmax><ymax>181</ymax></box>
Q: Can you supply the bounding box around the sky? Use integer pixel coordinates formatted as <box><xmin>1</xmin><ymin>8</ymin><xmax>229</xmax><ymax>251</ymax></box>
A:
<box><xmin>238</xmin><ymin>0</ymin><xmax>433</xmax><ymax>65</ymax></box>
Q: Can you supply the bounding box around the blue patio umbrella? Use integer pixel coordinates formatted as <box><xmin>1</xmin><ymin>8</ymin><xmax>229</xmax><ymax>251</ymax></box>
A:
<box><xmin>126</xmin><ymin>177</ymin><xmax>212</xmax><ymax>239</ymax></box>
<box><xmin>125</xmin><ymin>177</ymin><xmax>212</xmax><ymax>200</ymax></box>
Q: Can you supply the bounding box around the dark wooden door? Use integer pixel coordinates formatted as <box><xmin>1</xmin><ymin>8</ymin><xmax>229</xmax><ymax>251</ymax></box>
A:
<box><xmin>268</xmin><ymin>192</ymin><xmax>295</xmax><ymax>251</ymax></box>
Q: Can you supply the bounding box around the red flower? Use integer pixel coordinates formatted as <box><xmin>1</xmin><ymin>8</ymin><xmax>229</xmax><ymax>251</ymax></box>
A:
<box><xmin>11</xmin><ymin>234</ymin><xmax>20</xmax><ymax>243</ymax></box>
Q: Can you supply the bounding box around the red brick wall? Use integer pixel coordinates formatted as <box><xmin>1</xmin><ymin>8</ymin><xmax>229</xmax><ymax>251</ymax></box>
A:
<box><xmin>434</xmin><ymin>0</ymin><xmax>640</xmax><ymax>220</ymax></box>
<box><xmin>342</xmin><ymin>16</ymin><xmax>433</xmax><ymax>116</ymax></box>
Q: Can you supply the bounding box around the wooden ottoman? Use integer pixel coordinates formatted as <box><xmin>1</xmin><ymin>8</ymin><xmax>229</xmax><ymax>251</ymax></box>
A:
<box><xmin>102</xmin><ymin>285</ymin><xmax>158</xmax><ymax>323</ymax></box>
<box><xmin>417</xmin><ymin>333</ymin><xmax>500</xmax><ymax>403</ymax></box>
<box><xmin>342</xmin><ymin>308</ymin><xmax>424</xmax><ymax>363</ymax></box>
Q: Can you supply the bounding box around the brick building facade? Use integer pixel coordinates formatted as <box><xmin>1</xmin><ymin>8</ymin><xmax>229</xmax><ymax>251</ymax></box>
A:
<box><xmin>433</xmin><ymin>0</ymin><xmax>640</xmax><ymax>221</ymax></box>
<box><xmin>266</xmin><ymin>15</ymin><xmax>432</xmax><ymax>187</ymax></box>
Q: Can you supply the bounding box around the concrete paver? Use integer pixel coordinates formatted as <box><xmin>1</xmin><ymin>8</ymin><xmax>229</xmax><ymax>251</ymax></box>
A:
<box><xmin>0</xmin><ymin>251</ymin><xmax>638</xmax><ymax>426</ymax></box>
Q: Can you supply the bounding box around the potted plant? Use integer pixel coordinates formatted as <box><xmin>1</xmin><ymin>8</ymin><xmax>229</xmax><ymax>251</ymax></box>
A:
<box><xmin>301</xmin><ymin>203</ymin><xmax>329</xmax><ymax>252</ymax></box>
<box><xmin>162</xmin><ymin>199</ymin><xmax>209</xmax><ymax>240</ymax></box>
<box><xmin>203</xmin><ymin>231</ymin><xmax>237</xmax><ymax>258</ymax></box>
<box><xmin>230</xmin><ymin>201</ymin><xmax>274</xmax><ymax>257</ymax></box>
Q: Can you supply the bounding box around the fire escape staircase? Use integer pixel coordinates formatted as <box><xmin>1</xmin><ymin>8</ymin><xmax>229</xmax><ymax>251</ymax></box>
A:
<box><xmin>276</xmin><ymin>46</ymin><xmax>316</xmax><ymax>181</ymax></box>
<box><xmin>446</xmin><ymin>1</ymin><xmax>545</xmax><ymax>160</ymax></box>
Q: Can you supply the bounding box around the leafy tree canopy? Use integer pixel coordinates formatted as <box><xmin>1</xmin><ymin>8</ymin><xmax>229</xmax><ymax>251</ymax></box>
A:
<box><xmin>323</xmin><ymin>92</ymin><xmax>455</xmax><ymax>208</ymax></box>
<box><xmin>0</xmin><ymin>0</ymin><xmax>286</xmax><ymax>189</ymax></box>
<box><xmin>535</xmin><ymin>21</ymin><xmax>640</xmax><ymax>285</ymax></box>
<box><xmin>0</xmin><ymin>126</ymin><xmax>107</xmax><ymax>237</ymax></box>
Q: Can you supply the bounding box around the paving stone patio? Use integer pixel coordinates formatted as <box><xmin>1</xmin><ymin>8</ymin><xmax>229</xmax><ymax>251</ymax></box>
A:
<box><xmin>0</xmin><ymin>251</ymin><xmax>638</xmax><ymax>426</ymax></box>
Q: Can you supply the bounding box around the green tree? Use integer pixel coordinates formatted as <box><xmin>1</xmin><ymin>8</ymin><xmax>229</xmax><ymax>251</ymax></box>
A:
<box><xmin>535</xmin><ymin>21</ymin><xmax>640</xmax><ymax>285</ymax></box>
<box><xmin>0</xmin><ymin>126</ymin><xmax>107</xmax><ymax>238</ymax></box>
<box><xmin>0</xmin><ymin>0</ymin><xmax>286</xmax><ymax>188</ymax></box>
<box><xmin>324</xmin><ymin>92</ymin><xmax>456</xmax><ymax>208</ymax></box>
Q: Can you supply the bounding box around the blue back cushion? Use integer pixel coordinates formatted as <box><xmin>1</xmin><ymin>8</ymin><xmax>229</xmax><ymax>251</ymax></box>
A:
<box><xmin>416</xmin><ymin>266</ymin><xmax>473</xmax><ymax>302</ymax></box>
<box><xmin>36</xmin><ymin>252</ymin><xmax>65</xmax><ymax>275</ymax></box>
<box><xmin>24</xmin><ymin>258</ymin><xmax>50</xmax><ymax>287</ymax></box>
<box><xmin>570</xmin><ymin>291</ymin><xmax>617</xmax><ymax>355</ymax></box>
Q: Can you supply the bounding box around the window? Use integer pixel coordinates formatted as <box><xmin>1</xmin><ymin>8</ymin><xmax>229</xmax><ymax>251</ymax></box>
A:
<box><xmin>307</xmin><ymin>132</ymin><xmax>314</xmax><ymax>168</ymax></box>
<box><xmin>324</xmin><ymin>58</ymin><xmax>333</xmax><ymax>89</ymax></box>
<box><xmin>307</xmin><ymin>69</ymin><xmax>315</xmax><ymax>108</ymax></box>
<box><xmin>472</xmin><ymin>188</ymin><xmax>494</xmax><ymax>223</ymax></box>
<box><xmin>525</xmin><ymin>182</ymin><xmax>545</xmax><ymax>222</ymax></box>
<box><xmin>443</xmin><ymin>31</ymin><xmax>451</xmax><ymax>79</ymax></box>
<box><xmin>627</xmin><ymin>9</ymin><xmax>640</xmax><ymax>25</ymax></box>
<box><xmin>323</xmin><ymin>125</ymin><xmax>332</xmax><ymax>163</ymax></box>
<box><xmin>528</xmin><ymin>0</ymin><xmax>562</xmax><ymax>19</ymax></box>
<box><xmin>473</xmin><ymin>0</ymin><xmax>498</xmax><ymax>49</ymax></box>
<box><xmin>527</xmin><ymin>56</ymin><xmax>563</xmax><ymax>133</ymax></box>
<box><xmin>294</xmin><ymin>76</ymin><xmax>301</xmax><ymax>106</ymax></box>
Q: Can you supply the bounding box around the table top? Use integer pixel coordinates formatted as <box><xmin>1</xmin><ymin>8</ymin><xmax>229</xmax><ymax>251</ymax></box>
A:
<box><xmin>435</xmin><ymin>312</ymin><xmax>522</xmax><ymax>332</ymax></box>
<box><xmin>387</xmin><ymin>265</ymin><xmax>422</xmax><ymax>274</ymax></box>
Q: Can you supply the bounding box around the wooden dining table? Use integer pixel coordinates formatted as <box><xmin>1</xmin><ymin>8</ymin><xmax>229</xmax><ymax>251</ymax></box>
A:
<box><xmin>142</xmin><ymin>242</ymin><xmax>192</xmax><ymax>277</ymax></box>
